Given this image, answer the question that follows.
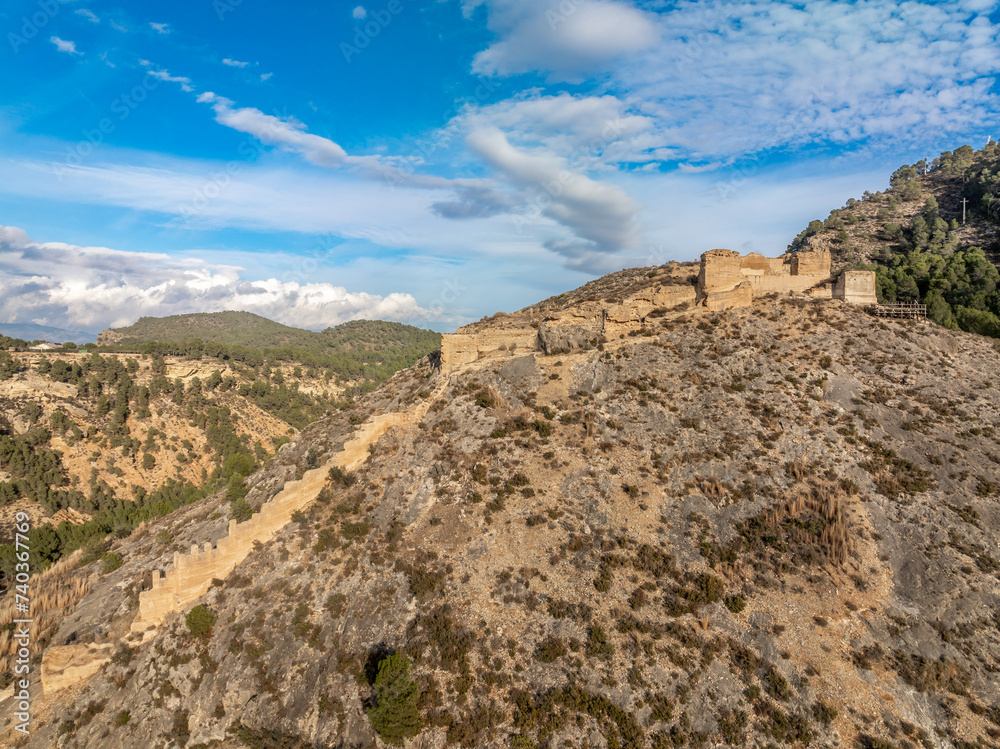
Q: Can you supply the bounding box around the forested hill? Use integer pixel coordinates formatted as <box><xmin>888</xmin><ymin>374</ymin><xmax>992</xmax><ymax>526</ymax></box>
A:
<box><xmin>99</xmin><ymin>311</ymin><xmax>439</xmax><ymax>353</ymax></box>
<box><xmin>95</xmin><ymin>312</ymin><xmax>442</xmax><ymax>383</ymax></box>
<box><xmin>790</xmin><ymin>141</ymin><xmax>1000</xmax><ymax>337</ymax></box>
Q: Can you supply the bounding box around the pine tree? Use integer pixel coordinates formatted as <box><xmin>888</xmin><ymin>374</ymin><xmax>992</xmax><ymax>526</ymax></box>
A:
<box><xmin>365</xmin><ymin>653</ymin><xmax>423</xmax><ymax>746</ymax></box>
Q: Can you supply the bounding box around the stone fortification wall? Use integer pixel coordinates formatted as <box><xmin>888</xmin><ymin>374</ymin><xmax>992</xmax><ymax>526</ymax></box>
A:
<box><xmin>698</xmin><ymin>249</ymin><xmax>744</xmax><ymax>292</ymax></box>
<box><xmin>440</xmin><ymin>329</ymin><xmax>539</xmax><ymax>374</ymax></box>
<box><xmin>39</xmin><ymin>643</ymin><xmax>114</xmax><ymax>694</ymax></box>
<box><xmin>440</xmin><ymin>283</ymin><xmax>698</xmax><ymax>372</ymax></box>
<box><xmin>698</xmin><ymin>249</ymin><xmax>832</xmax><ymax>309</ymax></box>
<box><xmin>792</xmin><ymin>251</ymin><xmax>832</xmax><ymax>277</ymax></box>
<box><xmin>834</xmin><ymin>270</ymin><xmax>877</xmax><ymax>305</ymax></box>
<box><xmin>40</xmin><ymin>400</ymin><xmax>434</xmax><ymax>694</ymax></box>
<box><xmin>601</xmin><ymin>284</ymin><xmax>696</xmax><ymax>336</ymax></box>
<box><xmin>128</xmin><ymin>408</ymin><xmax>423</xmax><ymax>636</ymax></box>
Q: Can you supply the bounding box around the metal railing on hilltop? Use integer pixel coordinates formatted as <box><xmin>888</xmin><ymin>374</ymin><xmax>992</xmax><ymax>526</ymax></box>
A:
<box><xmin>870</xmin><ymin>302</ymin><xmax>927</xmax><ymax>319</ymax></box>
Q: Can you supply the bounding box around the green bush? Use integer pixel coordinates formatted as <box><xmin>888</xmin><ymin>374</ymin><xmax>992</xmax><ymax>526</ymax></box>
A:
<box><xmin>185</xmin><ymin>604</ymin><xmax>218</xmax><ymax>639</ymax></box>
<box><xmin>231</xmin><ymin>499</ymin><xmax>254</xmax><ymax>522</ymax></box>
<box><xmin>365</xmin><ymin>653</ymin><xmax>423</xmax><ymax>746</ymax></box>
<box><xmin>101</xmin><ymin>552</ymin><xmax>123</xmax><ymax>574</ymax></box>
<box><xmin>533</xmin><ymin>636</ymin><xmax>567</xmax><ymax>663</ymax></box>
<box><xmin>724</xmin><ymin>595</ymin><xmax>746</xmax><ymax>614</ymax></box>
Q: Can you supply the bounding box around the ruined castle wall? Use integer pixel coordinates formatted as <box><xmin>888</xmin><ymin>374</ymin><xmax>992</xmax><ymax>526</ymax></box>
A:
<box><xmin>702</xmin><ymin>283</ymin><xmax>753</xmax><ymax>311</ymax></box>
<box><xmin>835</xmin><ymin>271</ymin><xmax>877</xmax><ymax>305</ymax></box>
<box><xmin>699</xmin><ymin>250</ymin><xmax>743</xmax><ymax>292</ymax></box>
<box><xmin>739</xmin><ymin>253</ymin><xmax>784</xmax><ymax>275</ymax></box>
<box><xmin>130</xmin><ymin>409</ymin><xmax>423</xmax><ymax>635</ymax></box>
<box><xmin>40</xmin><ymin>643</ymin><xmax>114</xmax><ymax>694</ymax></box>
<box><xmin>440</xmin><ymin>329</ymin><xmax>538</xmax><ymax>374</ymax></box>
<box><xmin>743</xmin><ymin>274</ymin><xmax>825</xmax><ymax>295</ymax></box>
<box><xmin>791</xmin><ymin>250</ymin><xmax>832</xmax><ymax>278</ymax></box>
<box><xmin>603</xmin><ymin>284</ymin><xmax>697</xmax><ymax>336</ymax></box>
<box><xmin>698</xmin><ymin>249</ymin><xmax>834</xmax><ymax>309</ymax></box>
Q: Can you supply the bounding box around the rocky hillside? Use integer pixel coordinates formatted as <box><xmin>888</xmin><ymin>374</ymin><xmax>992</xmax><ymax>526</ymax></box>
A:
<box><xmin>4</xmin><ymin>272</ymin><xmax>1000</xmax><ymax>749</ymax></box>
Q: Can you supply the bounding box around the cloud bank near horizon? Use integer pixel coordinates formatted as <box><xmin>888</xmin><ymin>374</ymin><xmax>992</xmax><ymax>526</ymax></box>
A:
<box><xmin>0</xmin><ymin>226</ymin><xmax>441</xmax><ymax>333</ymax></box>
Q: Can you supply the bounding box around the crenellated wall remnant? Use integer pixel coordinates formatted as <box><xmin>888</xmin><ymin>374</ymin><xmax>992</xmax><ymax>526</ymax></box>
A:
<box><xmin>834</xmin><ymin>270</ymin><xmax>878</xmax><ymax>305</ymax></box>
<box><xmin>128</xmin><ymin>407</ymin><xmax>427</xmax><ymax>637</ymax></box>
<box><xmin>38</xmin><ymin>401</ymin><xmax>436</xmax><ymax>695</ymax></box>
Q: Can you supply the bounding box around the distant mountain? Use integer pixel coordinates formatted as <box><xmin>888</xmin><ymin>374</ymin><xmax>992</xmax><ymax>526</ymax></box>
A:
<box><xmin>98</xmin><ymin>310</ymin><xmax>322</xmax><ymax>348</ymax></box>
<box><xmin>0</xmin><ymin>322</ymin><xmax>97</xmax><ymax>344</ymax></box>
<box><xmin>97</xmin><ymin>310</ymin><xmax>438</xmax><ymax>352</ymax></box>
<box><xmin>95</xmin><ymin>310</ymin><xmax>442</xmax><ymax>384</ymax></box>
<box><xmin>790</xmin><ymin>140</ymin><xmax>1000</xmax><ymax>337</ymax></box>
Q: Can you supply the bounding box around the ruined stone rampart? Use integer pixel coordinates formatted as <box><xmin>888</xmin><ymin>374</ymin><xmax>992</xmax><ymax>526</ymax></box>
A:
<box><xmin>39</xmin><ymin>643</ymin><xmax>114</xmax><ymax>693</ymax></box>
<box><xmin>698</xmin><ymin>248</ymin><xmax>833</xmax><ymax>309</ymax></box>
<box><xmin>440</xmin><ymin>329</ymin><xmax>538</xmax><ymax>373</ymax></box>
<box><xmin>128</xmin><ymin>408</ymin><xmax>423</xmax><ymax>636</ymax></box>
<box><xmin>834</xmin><ymin>270</ymin><xmax>877</xmax><ymax>305</ymax></box>
<box><xmin>440</xmin><ymin>283</ymin><xmax>698</xmax><ymax>372</ymax></box>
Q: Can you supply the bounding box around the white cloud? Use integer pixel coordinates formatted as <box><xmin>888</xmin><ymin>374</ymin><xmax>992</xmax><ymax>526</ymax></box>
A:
<box><xmin>353</xmin><ymin>6</ymin><xmax>367</xmax><ymax>19</ymax></box>
<box><xmin>197</xmin><ymin>92</ymin><xmax>349</xmax><ymax>167</ymax></box>
<box><xmin>0</xmin><ymin>225</ymin><xmax>438</xmax><ymax>331</ymax></box>
<box><xmin>452</xmin><ymin>91</ymin><xmax>663</xmax><ymax>168</ymax></box>
<box><xmin>50</xmin><ymin>36</ymin><xmax>82</xmax><ymax>55</ymax></box>
<box><xmin>140</xmin><ymin>61</ymin><xmax>195</xmax><ymax>92</ymax></box>
<box><xmin>75</xmin><ymin>9</ymin><xmax>99</xmax><ymax>23</ymax></box>
<box><xmin>469</xmin><ymin>0</ymin><xmax>658</xmax><ymax>80</ymax></box>
<box><xmin>465</xmin><ymin>1</ymin><xmax>1000</xmax><ymax>166</ymax></box>
<box><xmin>260</xmin><ymin>72</ymin><xmax>273</xmax><ymax>82</ymax></box>
<box><xmin>149</xmin><ymin>22</ymin><xmax>170</xmax><ymax>34</ymax></box>
<box><xmin>110</xmin><ymin>20</ymin><xmax>128</xmax><ymax>32</ymax></box>
<box><xmin>620</xmin><ymin>0</ymin><xmax>1000</xmax><ymax>161</ymax></box>
<box><xmin>222</xmin><ymin>58</ymin><xmax>249</xmax><ymax>68</ymax></box>
<box><xmin>465</xmin><ymin>127</ymin><xmax>641</xmax><ymax>266</ymax></box>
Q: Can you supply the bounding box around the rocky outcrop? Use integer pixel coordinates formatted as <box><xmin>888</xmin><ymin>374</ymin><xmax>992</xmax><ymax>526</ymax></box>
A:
<box><xmin>40</xmin><ymin>643</ymin><xmax>113</xmax><ymax>694</ymax></box>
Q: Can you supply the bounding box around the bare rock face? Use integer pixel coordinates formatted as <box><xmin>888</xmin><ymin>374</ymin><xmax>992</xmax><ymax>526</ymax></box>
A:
<box><xmin>537</xmin><ymin>321</ymin><xmax>601</xmax><ymax>354</ymax></box>
<box><xmin>40</xmin><ymin>644</ymin><xmax>113</xmax><ymax>694</ymax></box>
<box><xmin>6</xmin><ymin>266</ymin><xmax>1000</xmax><ymax>749</ymax></box>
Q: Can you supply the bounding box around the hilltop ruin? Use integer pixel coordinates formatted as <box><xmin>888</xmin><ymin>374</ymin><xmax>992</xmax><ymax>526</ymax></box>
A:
<box><xmin>441</xmin><ymin>249</ymin><xmax>876</xmax><ymax>373</ymax></box>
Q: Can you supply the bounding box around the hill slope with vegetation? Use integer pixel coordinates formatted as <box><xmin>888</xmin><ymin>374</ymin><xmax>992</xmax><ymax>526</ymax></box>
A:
<box><xmin>96</xmin><ymin>312</ymin><xmax>441</xmax><ymax>384</ymax></box>
<box><xmin>791</xmin><ymin>141</ymin><xmax>1000</xmax><ymax>337</ymax></box>
<box><xmin>9</xmin><ymin>265</ymin><xmax>999</xmax><ymax>749</ymax></box>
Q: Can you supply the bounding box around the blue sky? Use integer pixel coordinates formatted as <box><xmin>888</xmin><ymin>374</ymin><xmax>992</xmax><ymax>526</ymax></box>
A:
<box><xmin>1</xmin><ymin>0</ymin><xmax>999</xmax><ymax>334</ymax></box>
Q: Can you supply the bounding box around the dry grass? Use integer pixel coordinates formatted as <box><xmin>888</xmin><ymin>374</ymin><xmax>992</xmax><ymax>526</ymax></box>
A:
<box><xmin>0</xmin><ymin>551</ymin><xmax>90</xmax><ymax>684</ymax></box>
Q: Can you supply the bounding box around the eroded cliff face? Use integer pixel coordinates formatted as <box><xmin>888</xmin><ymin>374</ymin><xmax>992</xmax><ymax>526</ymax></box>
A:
<box><xmin>4</xmin><ymin>267</ymin><xmax>999</xmax><ymax>749</ymax></box>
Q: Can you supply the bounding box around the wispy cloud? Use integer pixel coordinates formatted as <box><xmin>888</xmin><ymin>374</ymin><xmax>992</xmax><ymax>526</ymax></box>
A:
<box><xmin>222</xmin><ymin>58</ymin><xmax>249</xmax><ymax>68</ymax></box>
<box><xmin>465</xmin><ymin>127</ymin><xmax>641</xmax><ymax>270</ymax></box>
<box><xmin>353</xmin><ymin>6</ymin><xmax>367</xmax><ymax>20</ymax></box>
<box><xmin>197</xmin><ymin>92</ymin><xmax>349</xmax><ymax>167</ymax></box>
<box><xmin>0</xmin><ymin>225</ymin><xmax>438</xmax><ymax>331</ymax></box>
<box><xmin>140</xmin><ymin>60</ymin><xmax>194</xmax><ymax>92</ymax></box>
<box><xmin>466</xmin><ymin>0</ymin><xmax>1000</xmax><ymax>166</ymax></box>
<box><xmin>50</xmin><ymin>37</ymin><xmax>82</xmax><ymax>56</ymax></box>
<box><xmin>75</xmin><ymin>9</ymin><xmax>99</xmax><ymax>23</ymax></box>
<box><xmin>260</xmin><ymin>72</ymin><xmax>273</xmax><ymax>82</ymax></box>
<box><xmin>149</xmin><ymin>22</ymin><xmax>170</xmax><ymax>34</ymax></box>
